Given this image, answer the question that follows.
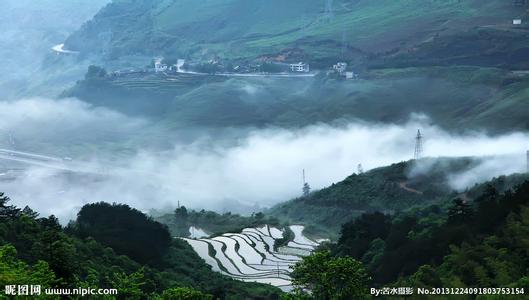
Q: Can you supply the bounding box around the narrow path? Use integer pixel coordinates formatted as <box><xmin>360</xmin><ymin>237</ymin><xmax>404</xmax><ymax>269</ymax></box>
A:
<box><xmin>398</xmin><ymin>182</ymin><xmax>424</xmax><ymax>195</ymax></box>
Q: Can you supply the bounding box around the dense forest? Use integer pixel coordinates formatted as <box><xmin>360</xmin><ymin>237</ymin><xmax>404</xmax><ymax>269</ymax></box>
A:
<box><xmin>3</xmin><ymin>177</ymin><xmax>528</xmax><ymax>299</ymax></box>
<box><xmin>338</xmin><ymin>181</ymin><xmax>529</xmax><ymax>291</ymax></box>
<box><xmin>0</xmin><ymin>194</ymin><xmax>281</xmax><ymax>299</ymax></box>
<box><xmin>284</xmin><ymin>179</ymin><xmax>529</xmax><ymax>299</ymax></box>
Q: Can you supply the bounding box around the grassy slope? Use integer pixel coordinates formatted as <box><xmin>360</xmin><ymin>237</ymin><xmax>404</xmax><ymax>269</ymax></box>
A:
<box><xmin>65</xmin><ymin>65</ymin><xmax>529</xmax><ymax>133</ymax></box>
<box><xmin>62</xmin><ymin>1</ymin><xmax>529</xmax><ymax>134</ymax></box>
<box><xmin>65</xmin><ymin>0</ymin><xmax>519</xmax><ymax>65</ymax></box>
<box><xmin>267</xmin><ymin>157</ymin><xmax>529</xmax><ymax>238</ymax></box>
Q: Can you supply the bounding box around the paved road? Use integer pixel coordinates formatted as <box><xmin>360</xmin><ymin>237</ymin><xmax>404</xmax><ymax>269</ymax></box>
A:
<box><xmin>51</xmin><ymin>43</ymin><xmax>79</xmax><ymax>54</ymax></box>
<box><xmin>0</xmin><ymin>148</ymin><xmax>90</xmax><ymax>173</ymax></box>
<box><xmin>167</xmin><ymin>70</ymin><xmax>317</xmax><ymax>78</ymax></box>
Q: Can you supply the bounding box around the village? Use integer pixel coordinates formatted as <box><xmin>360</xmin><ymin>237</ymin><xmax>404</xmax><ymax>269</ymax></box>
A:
<box><xmin>109</xmin><ymin>57</ymin><xmax>359</xmax><ymax>80</ymax></box>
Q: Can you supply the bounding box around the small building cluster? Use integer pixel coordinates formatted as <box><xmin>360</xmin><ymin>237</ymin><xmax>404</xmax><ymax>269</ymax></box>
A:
<box><xmin>154</xmin><ymin>58</ymin><xmax>186</xmax><ymax>73</ymax></box>
<box><xmin>115</xmin><ymin>56</ymin><xmax>362</xmax><ymax>80</ymax></box>
<box><xmin>329</xmin><ymin>62</ymin><xmax>358</xmax><ymax>79</ymax></box>
<box><xmin>289</xmin><ymin>62</ymin><xmax>310</xmax><ymax>73</ymax></box>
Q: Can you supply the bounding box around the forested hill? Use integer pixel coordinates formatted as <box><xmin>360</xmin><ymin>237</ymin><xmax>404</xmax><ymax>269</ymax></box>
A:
<box><xmin>331</xmin><ymin>177</ymin><xmax>529</xmax><ymax>288</ymax></box>
<box><xmin>0</xmin><ymin>197</ymin><xmax>281</xmax><ymax>299</ymax></box>
<box><xmin>268</xmin><ymin>157</ymin><xmax>529</xmax><ymax>237</ymax></box>
<box><xmin>64</xmin><ymin>0</ymin><xmax>527</xmax><ymax>68</ymax></box>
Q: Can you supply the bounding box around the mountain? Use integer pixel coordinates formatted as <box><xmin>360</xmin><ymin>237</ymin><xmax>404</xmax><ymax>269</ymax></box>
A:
<box><xmin>64</xmin><ymin>0</ymin><xmax>526</xmax><ymax>67</ymax></box>
<box><xmin>0</xmin><ymin>197</ymin><xmax>282</xmax><ymax>299</ymax></box>
<box><xmin>65</xmin><ymin>65</ymin><xmax>529</xmax><ymax>133</ymax></box>
<box><xmin>332</xmin><ymin>177</ymin><xmax>529</xmax><ymax>286</ymax></box>
<box><xmin>59</xmin><ymin>0</ymin><xmax>529</xmax><ymax>134</ymax></box>
<box><xmin>0</xmin><ymin>0</ymin><xmax>109</xmax><ymax>98</ymax></box>
<box><xmin>268</xmin><ymin>157</ymin><xmax>529</xmax><ymax>237</ymax></box>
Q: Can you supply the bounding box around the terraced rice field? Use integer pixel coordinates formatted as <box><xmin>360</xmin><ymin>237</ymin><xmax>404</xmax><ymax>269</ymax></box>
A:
<box><xmin>182</xmin><ymin>225</ymin><xmax>319</xmax><ymax>291</ymax></box>
<box><xmin>109</xmin><ymin>73</ymin><xmax>224</xmax><ymax>93</ymax></box>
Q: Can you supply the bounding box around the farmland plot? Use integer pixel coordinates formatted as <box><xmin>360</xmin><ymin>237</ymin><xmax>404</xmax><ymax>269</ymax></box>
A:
<box><xmin>181</xmin><ymin>224</ymin><xmax>319</xmax><ymax>291</ymax></box>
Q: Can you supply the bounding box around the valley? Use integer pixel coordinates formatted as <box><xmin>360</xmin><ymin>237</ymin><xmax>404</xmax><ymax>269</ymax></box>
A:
<box><xmin>3</xmin><ymin>0</ymin><xmax>529</xmax><ymax>298</ymax></box>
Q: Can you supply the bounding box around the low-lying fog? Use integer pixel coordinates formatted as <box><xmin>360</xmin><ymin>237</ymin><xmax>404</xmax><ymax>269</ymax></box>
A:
<box><xmin>1</xmin><ymin>97</ymin><xmax>528</xmax><ymax>222</ymax></box>
<box><xmin>0</xmin><ymin>0</ymin><xmax>109</xmax><ymax>99</ymax></box>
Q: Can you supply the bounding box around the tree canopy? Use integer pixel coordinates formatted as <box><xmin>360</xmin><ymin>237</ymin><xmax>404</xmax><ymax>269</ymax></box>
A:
<box><xmin>291</xmin><ymin>251</ymin><xmax>370</xmax><ymax>300</ymax></box>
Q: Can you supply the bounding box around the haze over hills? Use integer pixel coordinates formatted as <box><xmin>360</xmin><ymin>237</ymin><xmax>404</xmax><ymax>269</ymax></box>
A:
<box><xmin>4</xmin><ymin>0</ymin><xmax>529</xmax><ymax>221</ymax></box>
<box><xmin>65</xmin><ymin>0</ymin><xmax>526</xmax><ymax>67</ymax></box>
<box><xmin>65</xmin><ymin>65</ymin><xmax>529</xmax><ymax>133</ymax></box>
<box><xmin>268</xmin><ymin>157</ymin><xmax>529</xmax><ymax>236</ymax></box>
<box><xmin>0</xmin><ymin>0</ymin><xmax>110</xmax><ymax>98</ymax></box>
<box><xmin>56</xmin><ymin>0</ymin><xmax>529</xmax><ymax>135</ymax></box>
<box><xmin>3</xmin><ymin>1</ymin><xmax>529</xmax><ymax>297</ymax></box>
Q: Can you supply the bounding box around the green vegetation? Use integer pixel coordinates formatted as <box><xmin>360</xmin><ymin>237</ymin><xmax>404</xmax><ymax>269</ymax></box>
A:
<box><xmin>269</xmin><ymin>158</ymin><xmax>529</xmax><ymax>237</ymax></box>
<box><xmin>283</xmin><ymin>178</ymin><xmax>529</xmax><ymax>299</ymax></box>
<box><xmin>66</xmin><ymin>0</ymin><xmax>521</xmax><ymax>68</ymax></box>
<box><xmin>0</xmin><ymin>244</ymin><xmax>57</xmax><ymax>292</ymax></box>
<box><xmin>273</xmin><ymin>226</ymin><xmax>294</xmax><ymax>251</ymax></box>
<box><xmin>0</xmin><ymin>193</ymin><xmax>282</xmax><ymax>299</ymax></box>
<box><xmin>333</xmin><ymin>179</ymin><xmax>529</xmax><ymax>288</ymax></box>
<box><xmin>72</xmin><ymin>202</ymin><xmax>172</xmax><ymax>264</ymax></box>
<box><xmin>159</xmin><ymin>287</ymin><xmax>213</xmax><ymax>300</ymax></box>
<box><xmin>156</xmin><ymin>206</ymin><xmax>282</xmax><ymax>237</ymax></box>
<box><xmin>60</xmin><ymin>1</ymin><xmax>529</xmax><ymax>137</ymax></box>
<box><xmin>65</xmin><ymin>65</ymin><xmax>529</xmax><ymax>134</ymax></box>
<box><xmin>290</xmin><ymin>251</ymin><xmax>370</xmax><ymax>300</ymax></box>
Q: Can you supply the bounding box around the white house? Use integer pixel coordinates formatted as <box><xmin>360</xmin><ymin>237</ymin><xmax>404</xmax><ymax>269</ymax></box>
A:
<box><xmin>175</xmin><ymin>59</ymin><xmax>186</xmax><ymax>72</ymax></box>
<box><xmin>290</xmin><ymin>62</ymin><xmax>310</xmax><ymax>72</ymax></box>
<box><xmin>154</xmin><ymin>58</ymin><xmax>168</xmax><ymax>73</ymax></box>
<box><xmin>513</xmin><ymin>19</ymin><xmax>522</xmax><ymax>25</ymax></box>
<box><xmin>333</xmin><ymin>62</ymin><xmax>348</xmax><ymax>73</ymax></box>
<box><xmin>345</xmin><ymin>71</ymin><xmax>358</xmax><ymax>79</ymax></box>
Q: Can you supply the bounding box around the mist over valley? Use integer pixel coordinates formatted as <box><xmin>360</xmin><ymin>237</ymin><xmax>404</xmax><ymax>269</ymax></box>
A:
<box><xmin>2</xmin><ymin>1</ymin><xmax>529</xmax><ymax>297</ymax></box>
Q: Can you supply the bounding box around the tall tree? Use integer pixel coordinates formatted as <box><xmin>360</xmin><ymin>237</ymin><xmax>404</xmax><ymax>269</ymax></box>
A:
<box><xmin>291</xmin><ymin>251</ymin><xmax>370</xmax><ymax>300</ymax></box>
<box><xmin>0</xmin><ymin>192</ymin><xmax>20</xmax><ymax>218</ymax></box>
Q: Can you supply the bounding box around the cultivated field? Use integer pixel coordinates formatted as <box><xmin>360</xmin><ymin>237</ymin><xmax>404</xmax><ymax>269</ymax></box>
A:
<box><xmin>182</xmin><ymin>225</ymin><xmax>320</xmax><ymax>291</ymax></box>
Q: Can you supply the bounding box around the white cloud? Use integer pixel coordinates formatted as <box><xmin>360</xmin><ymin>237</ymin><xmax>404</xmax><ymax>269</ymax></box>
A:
<box><xmin>1</xmin><ymin>99</ymin><xmax>529</xmax><ymax>222</ymax></box>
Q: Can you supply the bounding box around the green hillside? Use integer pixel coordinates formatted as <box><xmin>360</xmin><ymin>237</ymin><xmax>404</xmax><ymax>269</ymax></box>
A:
<box><xmin>65</xmin><ymin>0</ymin><xmax>524</xmax><ymax>67</ymax></box>
<box><xmin>328</xmin><ymin>178</ymin><xmax>529</xmax><ymax>288</ymax></box>
<box><xmin>61</xmin><ymin>1</ymin><xmax>529</xmax><ymax>135</ymax></box>
<box><xmin>268</xmin><ymin>157</ymin><xmax>529</xmax><ymax>238</ymax></box>
<box><xmin>0</xmin><ymin>197</ymin><xmax>282</xmax><ymax>299</ymax></box>
<box><xmin>65</xmin><ymin>65</ymin><xmax>529</xmax><ymax>133</ymax></box>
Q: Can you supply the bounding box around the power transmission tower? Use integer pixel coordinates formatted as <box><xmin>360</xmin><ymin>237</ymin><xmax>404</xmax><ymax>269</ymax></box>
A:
<box><xmin>302</xmin><ymin>169</ymin><xmax>311</xmax><ymax>197</ymax></box>
<box><xmin>526</xmin><ymin>150</ymin><xmax>529</xmax><ymax>173</ymax></box>
<box><xmin>357</xmin><ymin>163</ymin><xmax>364</xmax><ymax>174</ymax></box>
<box><xmin>8</xmin><ymin>133</ymin><xmax>15</xmax><ymax>150</ymax></box>
<box><xmin>414</xmin><ymin>129</ymin><xmax>423</xmax><ymax>160</ymax></box>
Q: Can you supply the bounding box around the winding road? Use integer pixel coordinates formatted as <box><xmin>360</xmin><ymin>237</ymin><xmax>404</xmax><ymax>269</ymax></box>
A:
<box><xmin>51</xmin><ymin>43</ymin><xmax>79</xmax><ymax>54</ymax></box>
